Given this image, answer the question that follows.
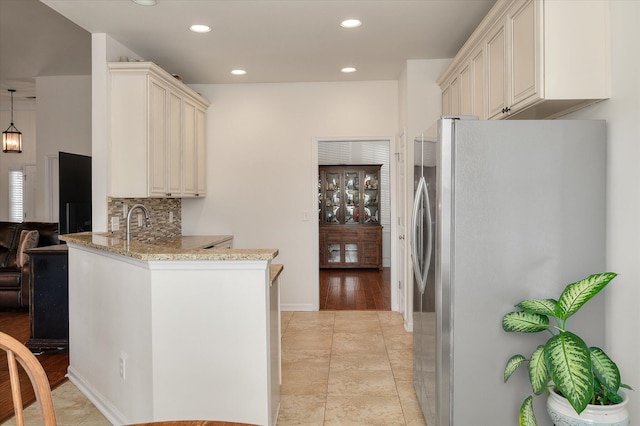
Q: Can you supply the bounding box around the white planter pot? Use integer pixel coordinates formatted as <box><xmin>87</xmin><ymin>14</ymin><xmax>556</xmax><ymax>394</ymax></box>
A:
<box><xmin>547</xmin><ymin>389</ymin><xmax>629</xmax><ymax>426</ymax></box>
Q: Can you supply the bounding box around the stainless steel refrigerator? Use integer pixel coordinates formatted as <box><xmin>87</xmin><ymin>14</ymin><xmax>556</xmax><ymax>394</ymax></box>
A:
<box><xmin>412</xmin><ymin>117</ymin><xmax>607</xmax><ymax>426</ymax></box>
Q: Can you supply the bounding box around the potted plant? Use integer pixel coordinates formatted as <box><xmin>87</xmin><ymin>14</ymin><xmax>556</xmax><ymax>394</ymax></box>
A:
<box><xmin>502</xmin><ymin>272</ymin><xmax>631</xmax><ymax>426</ymax></box>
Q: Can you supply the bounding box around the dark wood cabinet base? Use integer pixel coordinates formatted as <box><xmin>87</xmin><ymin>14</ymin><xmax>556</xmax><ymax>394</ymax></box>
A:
<box><xmin>320</xmin><ymin>225</ymin><xmax>382</xmax><ymax>269</ymax></box>
<box><xmin>25</xmin><ymin>245</ymin><xmax>69</xmax><ymax>351</ymax></box>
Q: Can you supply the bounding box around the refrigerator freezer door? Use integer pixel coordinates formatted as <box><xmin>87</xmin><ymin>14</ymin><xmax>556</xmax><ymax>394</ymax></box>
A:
<box><xmin>439</xmin><ymin>119</ymin><xmax>606</xmax><ymax>426</ymax></box>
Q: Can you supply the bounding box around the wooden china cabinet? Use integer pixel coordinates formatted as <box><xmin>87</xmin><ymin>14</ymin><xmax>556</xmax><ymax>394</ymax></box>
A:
<box><xmin>318</xmin><ymin>165</ymin><xmax>383</xmax><ymax>269</ymax></box>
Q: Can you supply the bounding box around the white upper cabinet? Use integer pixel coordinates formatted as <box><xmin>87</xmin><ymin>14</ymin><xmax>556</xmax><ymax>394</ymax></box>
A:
<box><xmin>486</xmin><ymin>18</ymin><xmax>507</xmax><ymax>118</ymax></box>
<box><xmin>109</xmin><ymin>62</ymin><xmax>210</xmax><ymax>198</ymax></box>
<box><xmin>439</xmin><ymin>0</ymin><xmax>610</xmax><ymax>120</ymax></box>
<box><xmin>441</xmin><ymin>44</ymin><xmax>488</xmax><ymax>120</ymax></box>
<box><xmin>458</xmin><ymin>62</ymin><xmax>473</xmax><ymax>116</ymax></box>
<box><xmin>182</xmin><ymin>98</ymin><xmax>207</xmax><ymax>197</ymax></box>
<box><xmin>470</xmin><ymin>46</ymin><xmax>487</xmax><ymax>119</ymax></box>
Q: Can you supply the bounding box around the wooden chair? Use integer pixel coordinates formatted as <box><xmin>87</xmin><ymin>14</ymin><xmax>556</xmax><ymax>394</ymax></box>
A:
<box><xmin>130</xmin><ymin>422</ymin><xmax>257</xmax><ymax>426</ymax></box>
<box><xmin>0</xmin><ymin>331</ymin><xmax>57</xmax><ymax>426</ymax></box>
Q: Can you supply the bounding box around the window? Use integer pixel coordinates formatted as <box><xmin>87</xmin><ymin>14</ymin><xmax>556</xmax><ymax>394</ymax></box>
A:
<box><xmin>9</xmin><ymin>169</ymin><xmax>24</xmax><ymax>222</ymax></box>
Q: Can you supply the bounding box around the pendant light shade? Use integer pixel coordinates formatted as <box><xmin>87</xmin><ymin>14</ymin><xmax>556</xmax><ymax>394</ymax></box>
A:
<box><xmin>3</xmin><ymin>89</ymin><xmax>22</xmax><ymax>153</ymax></box>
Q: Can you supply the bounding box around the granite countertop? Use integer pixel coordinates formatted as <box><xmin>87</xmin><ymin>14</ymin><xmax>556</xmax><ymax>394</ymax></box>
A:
<box><xmin>60</xmin><ymin>232</ymin><xmax>278</xmax><ymax>262</ymax></box>
<box><xmin>270</xmin><ymin>264</ymin><xmax>284</xmax><ymax>286</ymax></box>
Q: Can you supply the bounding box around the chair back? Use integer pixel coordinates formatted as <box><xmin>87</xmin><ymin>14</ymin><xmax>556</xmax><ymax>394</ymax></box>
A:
<box><xmin>0</xmin><ymin>332</ymin><xmax>57</xmax><ymax>425</ymax></box>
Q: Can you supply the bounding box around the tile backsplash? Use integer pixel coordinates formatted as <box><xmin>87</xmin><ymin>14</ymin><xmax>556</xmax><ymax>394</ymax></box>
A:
<box><xmin>107</xmin><ymin>198</ymin><xmax>182</xmax><ymax>243</ymax></box>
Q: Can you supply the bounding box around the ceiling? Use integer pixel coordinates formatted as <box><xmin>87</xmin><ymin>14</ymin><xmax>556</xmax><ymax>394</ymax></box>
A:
<box><xmin>1</xmin><ymin>0</ymin><xmax>495</xmax><ymax>103</ymax></box>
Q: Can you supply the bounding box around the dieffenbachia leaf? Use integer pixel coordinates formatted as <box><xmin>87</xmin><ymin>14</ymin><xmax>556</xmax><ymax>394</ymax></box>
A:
<box><xmin>590</xmin><ymin>346</ymin><xmax>620</xmax><ymax>393</ymax></box>
<box><xmin>517</xmin><ymin>299</ymin><xmax>557</xmax><ymax>316</ymax></box>
<box><xmin>502</xmin><ymin>311</ymin><xmax>550</xmax><ymax>333</ymax></box>
<box><xmin>545</xmin><ymin>331</ymin><xmax>593</xmax><ymax>414</ymax></box>
<box><xmin>555</xmin><ymin>273</ymin><xmax>617</xmax><ymax>320</ymax></box>
<box><xmin>519</xmin><ymin>396</ymin><xmax>537</xmax><ymax>426</ymax></box>
<box><xmin>505</xmin><ymin>354</ymin><xmax>527</xmax><ymax>382</ymax></box>
<box><xmin>529</xmin><ymin>345</ymin><xmax>548</xmax><ymax>395</ymax></box>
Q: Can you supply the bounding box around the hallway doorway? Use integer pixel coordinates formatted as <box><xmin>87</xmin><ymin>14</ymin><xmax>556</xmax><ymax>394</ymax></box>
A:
<box><xmin>316</xmin><ymin>138</ymin><xmax>395</xmax><ymax>311</ymax></box>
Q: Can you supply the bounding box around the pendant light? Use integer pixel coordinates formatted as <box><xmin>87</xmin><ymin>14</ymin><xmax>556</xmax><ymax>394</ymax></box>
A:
<box><xmin>2</xmin><ymin>89</ymin><xmax>22</xmax><ymax>153</ymax></box>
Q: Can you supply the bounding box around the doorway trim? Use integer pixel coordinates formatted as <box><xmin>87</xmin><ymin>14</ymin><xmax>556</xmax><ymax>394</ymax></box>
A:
<box><xmin>312</xmin><ymin>135</ymin><xmax>398</xmax><ymax>312</ymax></box>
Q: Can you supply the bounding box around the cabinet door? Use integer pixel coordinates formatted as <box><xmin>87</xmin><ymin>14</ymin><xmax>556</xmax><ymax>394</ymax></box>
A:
<box><xmin>344</xmin><ymin>170</ymin><xmax>359</xmax><ymax>224</ymax></box>
<box><xmin>441</xmin><ymin>84</ymin><xmax>452</xmax><ymax>116</ymax></box>
<box><xmin>449</xmin><ymin>77</ymin><xmax>460</xmax><ymax>115</ymax></box>
<box><xmin>167</xmin><ymin>91</ymin><xmax>182</xmax><ymax>196</ymax></box>
<box><xmin>182</xmin><ymin>99</ymin><xmax>197</xmax><ymax>196</ymax></box>
<box><xmin>326</xmin><ymin>242</ymin><xmax>342</xmax><ymax>265</ymax></box>
<box><xmin>362</xmin><ymin>168</ymin><xmax>380</xmax><ymax>224</ymax></box>
<box><xmin>322</xmin><ymin>170</ymin><xmax>341</xmax><ymax>224</ymax></box>
<box><xmin>471</xmin><ymin>46</ymin><xmax>487</xmax><ymax>119</ymax></box>
<box><xmin>458</xmin><ymin>63</ymin><xmax>473</xmax><ymax>116</ymax></box>
<box><xmin>486</xmin><ymin>20</ymin><xmax>507</xmax><ymax>119</ymax></box>
<box><xmin>149</xmin><ymin>77</ymin><xmax>167</xmax><ymax>196</ymax></box>
<box><xmin>509</xmin><ymin>0</ymin><xmax>539</xmax><ymax>110</ymax></box>
<box><xmin>195</xmin><ymin>107</ymin><xmax>207</xmax><ymax>196</ymax></box>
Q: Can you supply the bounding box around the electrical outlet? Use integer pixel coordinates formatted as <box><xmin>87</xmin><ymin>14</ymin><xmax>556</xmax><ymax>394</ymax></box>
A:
<box><xmin>122</xmin><ymin>204</ymin><xmax>128</xmax><ymax>217</ymax></box>
<box><xmin>111</xmin><ymin>217</ymin><xmax>119</xmax><ymax>231</ymax></box>
<box><xmin>119</xmin><ymin>351</ymin><xmax>128</xmax><ymax>380</ymax></box>
<box><xmin>169</xmin><ymin>211</ymin><xmax>174</xmax><ymax>223</ymax></box>
<box><xmin>137</xmin><ymin>213</ymin><xmax>143</xmax><ymax>227</ymax></box>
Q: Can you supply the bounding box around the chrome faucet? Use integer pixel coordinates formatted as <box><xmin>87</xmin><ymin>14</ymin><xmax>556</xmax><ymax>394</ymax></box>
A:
<box><xmin>126</xmin><ymin>204</ymin><xmax>152</xmax><ymax>242</ymax></box>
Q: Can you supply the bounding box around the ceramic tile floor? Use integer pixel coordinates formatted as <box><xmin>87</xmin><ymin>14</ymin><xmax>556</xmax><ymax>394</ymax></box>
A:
<box><xmin>2</xmin><ymin>311</ymin><xmax>428</xmax><ymax>426</ymax></box>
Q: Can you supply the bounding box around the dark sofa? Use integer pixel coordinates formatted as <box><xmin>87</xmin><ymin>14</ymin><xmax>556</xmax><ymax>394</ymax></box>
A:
<box><xmin>0</xmin><ymin>221</ymin><xmax>60</xmax><ymax>310</ymax></box>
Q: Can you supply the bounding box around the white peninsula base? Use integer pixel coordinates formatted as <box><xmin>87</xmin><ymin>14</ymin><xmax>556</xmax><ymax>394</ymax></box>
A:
<box><xmin>65</xmin><ymin>241</ymin><xmax>281</xmax><ymax>426</ymax></box>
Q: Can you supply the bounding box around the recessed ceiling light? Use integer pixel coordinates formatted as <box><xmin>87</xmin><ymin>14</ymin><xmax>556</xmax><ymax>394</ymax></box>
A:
<box><xmin>131</xmin><ymin>0</ymin><xmax>157</xmax><ymax>5</ymax></box>
<box><xmin>341</xmin><ymin>67</ymin><xmax>357</xmax><ymax>73</ymax></box>
<box><xmin>189</xmin><ymin>24</ymin><xmax>211</xmax><ymax>33</ymax></box>
<box><xmin>231</xmin><ymin>69</ymin><xmax>247</xmax><ymax>76</ymax></box>
<box><xmin>340</xmin><ymin>19</ymin><xmax>362</xmax><ymax>28</ymax></box>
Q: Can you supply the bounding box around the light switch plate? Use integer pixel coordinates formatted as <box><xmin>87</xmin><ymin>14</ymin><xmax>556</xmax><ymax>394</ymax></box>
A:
<box><xmin>111</xmin><ymin>217</ymin><xmax>119</xmax><ymax>231</ymax></box>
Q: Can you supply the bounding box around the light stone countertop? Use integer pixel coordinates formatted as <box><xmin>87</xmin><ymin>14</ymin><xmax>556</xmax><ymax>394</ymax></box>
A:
<box><xmin>60</xmin><ymin>232</ymin><xmax>278</xmax><ymax>261</ymax></box>
<box><xmin>270</xmin><ymin>264</ymin><xmax>284</xmax><ymax>286</ymax></box>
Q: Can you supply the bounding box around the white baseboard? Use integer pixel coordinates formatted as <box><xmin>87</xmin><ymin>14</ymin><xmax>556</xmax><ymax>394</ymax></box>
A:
<box><xmin>67</xmin><ymin>366</ymin><xmax>130</xmax><ymax>425</ymax></box>
<box><xmin>280</xmin><ymin>303</ymin><xmax>315</xmax><ymax>311</ymax></box>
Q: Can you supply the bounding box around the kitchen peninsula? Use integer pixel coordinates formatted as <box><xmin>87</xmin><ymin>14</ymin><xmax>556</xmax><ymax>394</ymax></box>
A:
<box><xmin>60</xmin><ymin>233</ymin><xmax>282</xmax><ymax>426</ymax></box>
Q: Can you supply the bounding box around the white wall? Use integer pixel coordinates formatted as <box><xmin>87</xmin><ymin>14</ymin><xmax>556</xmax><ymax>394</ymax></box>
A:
<box><xmin>182</xmin><ymin>81</ymin><xmax>398</xmax><ymax>310</ymax></box>
<box><xmin>398</xmin><ymin>59</ymin><xmax>451</xmax><ymax>327</ymax></box>
<box><xmin>35</xmin><ymin>75</ymin><xmax>92</xmax><ymax>221</ymax></box>
<box><xmin>0</xmin><ymin>102</ymin><xmax>36</xmax><ymax>220</ymax></box>
<box><xmin>562</xmin><ymin>0</ymin><xmax>640</xmax><ymax>419</ymax></box>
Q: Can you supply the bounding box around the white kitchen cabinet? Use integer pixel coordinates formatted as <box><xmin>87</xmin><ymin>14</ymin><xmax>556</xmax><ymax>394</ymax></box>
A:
<box><xmin>441</xmin><ymin>44</ymin><xmax>487</xmax><ymax>119</ymax></box>
<box><xmin>486</xmin><ymin>18</ymin><xmax>507</xmax><ymax>119</ymax></box>
<box><xmin>487</xmin><ymin>0</ymin><xmax>539</xmax><ymax>119</ymax></box>
<box><xmin>441</xmin><ymin>76</ymin><xmax>460</xmax><ymax>116</ymax></box>
<box><xmin>438</xmin><ymin>0</ymin><xmax>610</xmax><ymax>120</ymax></box>
<box><xmin>441</xmin><ymin>81</ymin><xmax>452</xmax><ymax>116</ymax></box>
<box><xmin>196</xmin><ymin>108</ymin><xmax>207</xmax><ymax>196</ymax></box>
<box><xmin>182</xmin><ymin>98</ymin><xmax>207</xmax><ymax>197</ymax></box>
<box><xmin>109</xmin><ymin>62</ymin><xmax>210</xmax><ymax>198</ymax></box>
<box><xmin>471</xmin><ymin>46</ymin><xmax>487</xmax><ymax>120</ymax></box>
<box><xmin>458</xmin><ymin>62</ymin><xmax>472</xmax><ymax>116</ymax></box>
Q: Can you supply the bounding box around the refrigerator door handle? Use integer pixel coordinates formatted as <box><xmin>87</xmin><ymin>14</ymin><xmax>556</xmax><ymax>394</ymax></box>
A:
<box><xmin>411</xmin><ymin>176</ymin><xmax>432</xmax><ymax>294</ymax></box>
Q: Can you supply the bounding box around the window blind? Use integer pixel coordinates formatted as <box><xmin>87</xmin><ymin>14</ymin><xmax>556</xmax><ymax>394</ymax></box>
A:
<box><xmin>9</xmin><ymin>169</ymin><xmax>24</xmax><ymax>222</ymax></box>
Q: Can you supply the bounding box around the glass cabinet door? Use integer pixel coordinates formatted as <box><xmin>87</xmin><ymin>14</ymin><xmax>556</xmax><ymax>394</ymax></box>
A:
<box><xmin>344</xmin><ymin>171</ymin><xmax>359</xmax><ymax>224</ymax></box>
<box><xmin>344</xmin><ymin>243</ymin><xmax>358</xmax><ymax>263</ymax></box>
<box><xmin>327</xmin><ymin>243</ymin><xmax>341</xmax><ymax>263</ymax></box>
<box><xmin>323</xmin><ymin>171</ymin><xmax>341</xmax><ymax>224</ymax></box>
<box><xmin>363</xmin><ymin>169</ymin><xmax>380</xmax><ymax>223</ymax></box>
